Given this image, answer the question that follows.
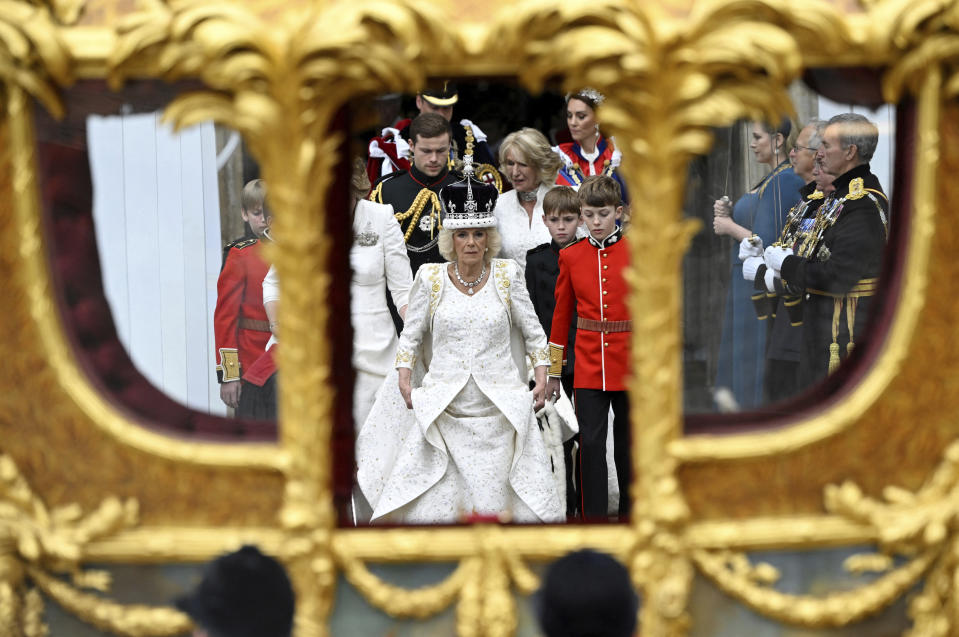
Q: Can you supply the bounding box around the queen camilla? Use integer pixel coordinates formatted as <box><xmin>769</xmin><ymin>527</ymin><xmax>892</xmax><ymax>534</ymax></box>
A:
<box><xmin>356</xmin><ymin>158</ymin><xmax>565</xmax><ymax>524</ymax></box>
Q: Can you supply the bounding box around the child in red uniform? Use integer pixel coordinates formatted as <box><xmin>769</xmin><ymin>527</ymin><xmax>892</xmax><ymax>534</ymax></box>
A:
<box><xmin>213</xmin><ymin>179</ymin><xmax>272</xmax><ymax>414</ymax></box>
<box><xmin>546</xmin><ymin>175</ymin><xmax>630</xmax><ymax>519</ymax></box>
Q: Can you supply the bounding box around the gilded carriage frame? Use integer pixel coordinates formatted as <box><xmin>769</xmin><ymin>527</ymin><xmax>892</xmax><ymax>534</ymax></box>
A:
<box><xmin>4</xmin><ymin>0</ymin><xmax>959</xmax><ymax>635</ymax></box>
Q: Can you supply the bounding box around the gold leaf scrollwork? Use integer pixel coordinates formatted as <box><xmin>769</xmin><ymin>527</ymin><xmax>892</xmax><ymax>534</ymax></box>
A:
<box><xmin>334</xmin><ymin>527</ymin><xmax>545</xmax><ymax>637</ymax></box>
<box><xmin>28</xmin><ymin>0</ymin><xmax>86</xmax><ymax>25</ymax></box>
<box><xmin>693</xmin><ymin>547</ymin><xmax>935</xmax><ymax>628</ymax></box>
<box><xmin>824</xmin><ymin>439</ymin><xmax>959</xmax><ymax>636</ymax></box>
<box><xmin>0</xmin><ymin>0</ymin><xmax>72</xmax><ymax>118</ymax></box>
<box><xmin>339</xmin><ymin>555</ymin><xmax>474</xmax><ymax>619</ymax></box>
<box><xmin>0</xmin><ymin>454</ymin><xmax>191</xmax><ymax>636</ymax></box>
<box><xmin>881</xmin><ymin>0</ymin><xmax>959</xmax><ymax>101</ymax></box>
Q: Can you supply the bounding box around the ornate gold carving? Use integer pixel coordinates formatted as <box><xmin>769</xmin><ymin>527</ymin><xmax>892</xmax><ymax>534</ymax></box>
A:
<box><xmin>824</xmin><ymin>438</ymin><xmax>959</xmax><ymax>634</ymax></box>
<box><xmin>31</xmin><ymin>0</ymin><xmax>87</xmax><ymax>25</ymax></box>
<box><xmin>693</xmin><ymin>547</ymin><xmax>935</xmax><ymax>627</ymax></box>
<box><xmin>0</xmin><ymin>0</ymin><xmax>72</xmax><ymax>117</ymax></box>
<box><xmin>0</xmin><ymin>454</ymin><xmax>191</xmax><ymax>636</ymax></box>
<box><xmin>2</xmin><ymin>0</ymin><xmax>959</xmax><ymax>636</ymax></box>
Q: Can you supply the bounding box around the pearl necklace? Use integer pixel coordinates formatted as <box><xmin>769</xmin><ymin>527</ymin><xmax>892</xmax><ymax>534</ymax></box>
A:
<box><xmin>454</xmin><ymin>261</ymin><xmax>487</xmax><ymax>295</ymax></box>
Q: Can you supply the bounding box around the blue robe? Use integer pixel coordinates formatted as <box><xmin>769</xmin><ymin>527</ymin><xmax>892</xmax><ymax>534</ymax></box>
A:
<box><xmin>715</xmin><ymin>162</ymin><xmax>805</xmax><ymax>409</ymax></box>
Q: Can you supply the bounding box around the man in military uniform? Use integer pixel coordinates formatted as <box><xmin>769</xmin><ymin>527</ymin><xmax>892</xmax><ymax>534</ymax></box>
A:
<box><xmin>213</xmin><ymin>179</ymin><xmax>272</xmax><ymax>412</ymax></box>
<box><xmin>369</xmin><ymin>112</ymin><xmax>459</xmax><ymax>274</ymax></box>
<box><xmin>745</xmin><ymin>157</ymin><xmax>834</xmax><ymax>402</ymax></box>
<box><xmin>366</xmin><ymin>82</ymin><xmax>503</xmax><ymax>192</ymax></box>
<box><xmin>763</xmin><ymin>113</ymin><xmax>888</xmax><ymax>388</ymax></box>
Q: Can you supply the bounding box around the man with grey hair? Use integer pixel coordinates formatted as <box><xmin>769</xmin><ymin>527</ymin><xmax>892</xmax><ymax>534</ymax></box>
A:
<box><xmin>744</xmin><ymin>119</ymin><xmax>832</xmax><ymax>402</ymax></box>
<box><xmin>762</xmin><ymin>113</ymin><xmax>888</xmax><ymax>387</ymax></box>
<box><xmin>788</xmin><ymin>119</ymin><xmax>827</xmax><ymax>184</ymax></box>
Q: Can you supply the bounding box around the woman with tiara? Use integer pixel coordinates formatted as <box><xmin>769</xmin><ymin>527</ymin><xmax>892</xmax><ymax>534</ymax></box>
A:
<box><xmin>553</xmin><ymin>88</ymin><xmax>627</xmax><ymax>199</ymax></box>
<box><xmin>356</xmin><ymin>158</ymin><xmax>565</xmax><ymax>524</ymax></box>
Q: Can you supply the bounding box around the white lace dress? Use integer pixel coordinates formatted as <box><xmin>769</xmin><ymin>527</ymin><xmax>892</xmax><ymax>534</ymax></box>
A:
<box><xmin>356</xmin><ymin>259</ymin><xmax>562</xmax><ymax>524</ymax></box>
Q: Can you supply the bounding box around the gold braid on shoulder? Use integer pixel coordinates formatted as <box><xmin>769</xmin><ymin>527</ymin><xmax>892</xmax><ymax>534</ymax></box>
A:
<box><xmin>394</xmin><ymin>189</ymin><xmax>442</xmax><ymax>242</ymax></box>
<box><xmin>369</xmin><ymin>181</ymin><xmax>384</xmax><ymax>203</ymax></box>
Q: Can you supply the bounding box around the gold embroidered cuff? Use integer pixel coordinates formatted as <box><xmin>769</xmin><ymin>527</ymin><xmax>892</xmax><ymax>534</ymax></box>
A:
<box><xmin>219</xmin><ymin>349</ymin><xmax>240</xmax><ymax>382</ymax></box>
<box><xmin>548</xmin><ymin>343</ymin><xmax>564</xmax><ymax>377</ymax></box>
<box><xmin>395</xmin><ymin>348</ymin><xmax>416</xmax><ymax>368</ymax></box>
<box><xmin>528</xmin><ymin>347</ymin><xmax>549</xmax><ymax>368</ymax></box>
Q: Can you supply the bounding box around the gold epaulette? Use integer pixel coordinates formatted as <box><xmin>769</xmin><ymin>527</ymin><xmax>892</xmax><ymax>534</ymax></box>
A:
<box><xmin>231</xmin><ymin>238</ymin><xmax>257</xmax><ymax>250</ymax></box>
<box><xmin>845</xmin><ymin>177</ymin><xmax>866</xmax><ymax>200</ymax></box>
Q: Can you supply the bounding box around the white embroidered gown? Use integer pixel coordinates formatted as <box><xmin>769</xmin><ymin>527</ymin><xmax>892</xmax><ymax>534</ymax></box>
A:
<box><xmin>356</xmin><ymin>259</ymin><xmax>563</xmax><ymax>524</ymax></box>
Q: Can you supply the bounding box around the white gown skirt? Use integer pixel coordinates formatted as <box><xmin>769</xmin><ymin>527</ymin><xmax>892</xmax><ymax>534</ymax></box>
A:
<box><xmin>382</xmin><ymin>378</ymin><xmax>538</xmax><ymax>524</ymax></box>
<box><xmin>435</xmin><ymin>379</ymin><xmax>513</xmax><ymax>517</ymax></box>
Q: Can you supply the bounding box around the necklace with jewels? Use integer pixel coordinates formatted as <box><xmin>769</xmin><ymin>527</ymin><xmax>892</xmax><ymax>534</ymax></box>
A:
<box><xmin>517</xmin><ymin>189</ymin><xmax>538</xmax><ymax>202</ymax></box>
<box><xmin>454</xmin><ymin>261</ymin><xmax>487</xmax><ymax>295</ymax></box>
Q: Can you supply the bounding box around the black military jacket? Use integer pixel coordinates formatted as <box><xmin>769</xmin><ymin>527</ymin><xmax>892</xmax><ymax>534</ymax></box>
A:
<box><xmin>780</xmin><ymin>163</ymin><xmax>888</xmax><ymax>386</ymax></box>
<box><xmin>372</xmin><ymin>164</ymin><xmax>458</xmax><ymax>274</ymax></box>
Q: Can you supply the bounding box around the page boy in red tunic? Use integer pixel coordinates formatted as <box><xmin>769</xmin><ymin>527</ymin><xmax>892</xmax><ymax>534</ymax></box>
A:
<box><xmin>213</xmin><ymin>179</ymin><xmax>272</xmax><ymax>412</ymax></box>
<box><xmin>546</xmin><ymin>175</ymin><xmax>630</xmax><ymax>519</ymax></box>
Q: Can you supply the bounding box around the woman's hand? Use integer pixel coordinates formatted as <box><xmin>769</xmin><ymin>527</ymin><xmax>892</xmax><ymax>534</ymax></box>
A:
<box><xmin>713</xmin><ymin>213</ymin><xmax>737</xmax><ymax>236</ymax></box>
<box><xmin>532</xmin><ymin>366</ymin><xmax>548</xmax><ymax>412</ymax></box>
<box><xmin>713</xmin><ymin>212</ymin><xmax>753</xmax><ymax>242</ymax></box>
<box><xmin>713</xmin><ymin>197</ymin><xmax>732</xmax><ymax>218</ymax></box>
<box><xmin>398</xmin><ymin>367</ymin><xmax>413</xmax><ymax>410</ymax></box>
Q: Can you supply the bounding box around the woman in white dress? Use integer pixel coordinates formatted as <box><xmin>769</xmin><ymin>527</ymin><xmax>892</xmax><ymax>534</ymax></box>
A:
<box><xmin>262</xmin><ymin>159</ymin><xmax>412</xmax><ymax>429</ymax></box>
<box><xmin>493</xmin><ymin>128</ymin><xmax>563</xmax><ymax>271</ymax></box>
<box><xmin>356</xmin><ymin>160</ymin><xmax>564</xmax><ymax>524</ymax></box>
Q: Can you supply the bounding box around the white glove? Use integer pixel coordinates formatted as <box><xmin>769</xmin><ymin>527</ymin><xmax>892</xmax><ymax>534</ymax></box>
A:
<box><xmin>764</xmin><ymin>245</ymin><xmax>793</xmax><ymax>272</ymax></box>
<box><xmin>764</xmin><ymin>267</ymin><xmax>777</xmax><ymax>293</ymax></box>
<box><xmin>742</xmin><ymin>256</ymin><xmax>763</xmax><ymax>282</ymax></box>
<box><xmin>738</xmin><ymin>236</ymin><xmax>763</xmax><ymax>260</ymax></box>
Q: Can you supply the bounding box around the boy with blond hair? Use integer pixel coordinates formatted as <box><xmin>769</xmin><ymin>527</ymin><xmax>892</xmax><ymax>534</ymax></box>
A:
<box><xmin>213</xmin><ymin>179</ymin><xmax>272</xmax><ymax>413</ymax></box>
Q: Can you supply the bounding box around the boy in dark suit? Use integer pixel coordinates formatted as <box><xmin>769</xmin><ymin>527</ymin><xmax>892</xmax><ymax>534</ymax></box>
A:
<box><xmin>526</xmin><ymin>185</ymin><xmax>581</xmax><ymax>517</ymax></box>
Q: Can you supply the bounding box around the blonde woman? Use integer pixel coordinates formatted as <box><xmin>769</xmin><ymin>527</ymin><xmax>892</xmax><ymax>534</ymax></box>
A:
<box><xmin>494</xmin><ymin>127</ymin><xmax>563</xmax><ymax>270</ymax></box>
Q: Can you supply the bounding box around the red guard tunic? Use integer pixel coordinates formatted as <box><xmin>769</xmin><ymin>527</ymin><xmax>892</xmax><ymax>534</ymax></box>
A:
<box><xmin>549</xmin><ymin>229</ymin><xmax>630</xmax><ymax>391</ymax></box>
<box><xmin>214</xmin><ymin>238</ymin><xmax>271</xmax><ymax>384</ymax></box>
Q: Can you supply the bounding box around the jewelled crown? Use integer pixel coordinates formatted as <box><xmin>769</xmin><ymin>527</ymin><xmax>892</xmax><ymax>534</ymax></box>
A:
<box><xmin>440</xmin><ymin>156</ymin><xmax>498</xmax><ymax>229</ymax></box>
